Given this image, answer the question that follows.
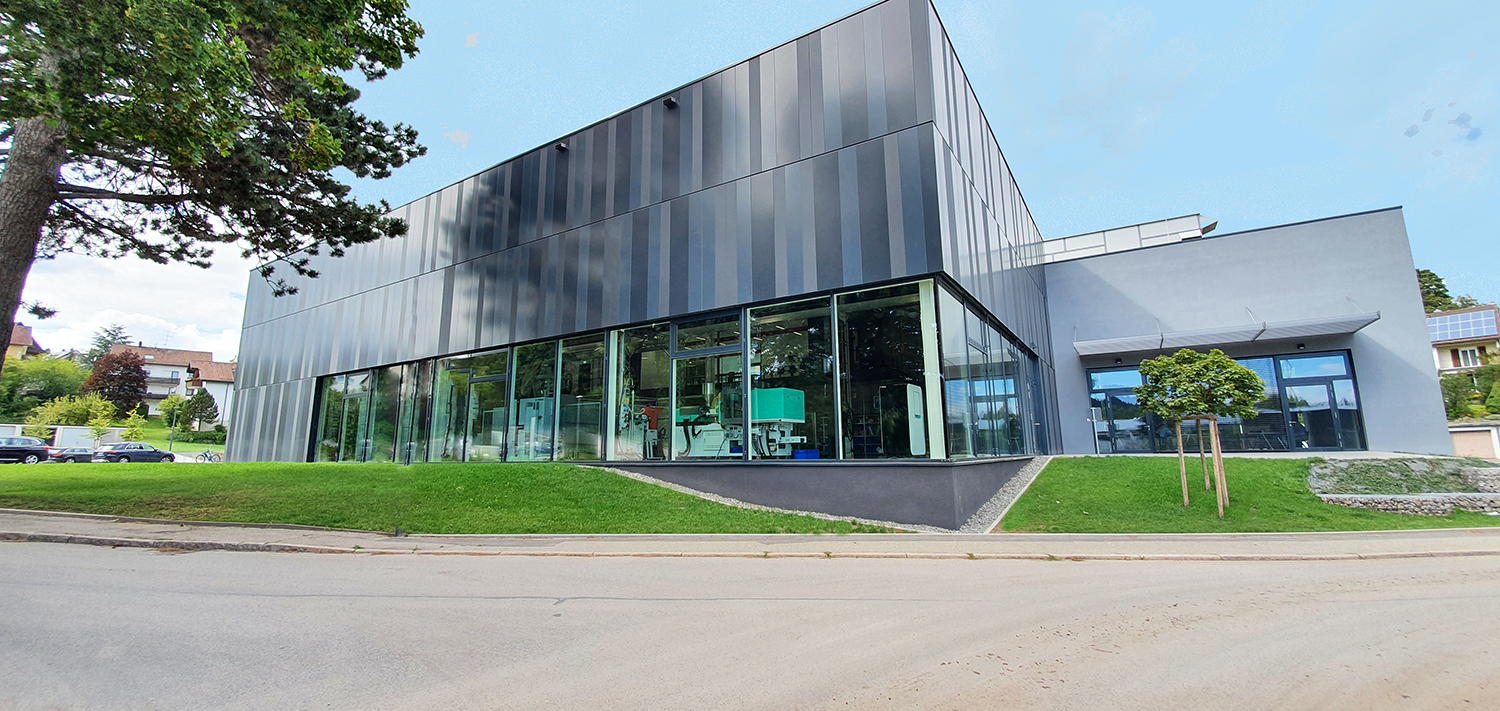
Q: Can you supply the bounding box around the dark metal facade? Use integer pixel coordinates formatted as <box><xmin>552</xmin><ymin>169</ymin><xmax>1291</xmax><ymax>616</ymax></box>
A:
<box><xmin>229</xmin><ymin>0</ymin><xmax>1058</xmax><ymax>462</ymax></box>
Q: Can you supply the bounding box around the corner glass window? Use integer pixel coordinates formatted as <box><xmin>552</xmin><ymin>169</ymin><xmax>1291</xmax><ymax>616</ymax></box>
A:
<box><xmin>1279</xmin><ymin>354</ymin><xmax>1347</xmax><ymax>379</ymax></box>
<box><xmin>749</xmin><ymin>298</ymin><xmax>836</xmax><ymax>460</ymax></box>
<box><xmin>936</xmin><ymin>287</ymin><xmax>974</xmax><ymax>459</ymax></box>
<box><xmin>675</xmin><ymin>314</ymin><xmax>740</xmax><ymax>351</ymax></box>
<box><xmin>837</xmin><ymin>283</ymin><xmax>929</xmax><ymax>459</ymax></box>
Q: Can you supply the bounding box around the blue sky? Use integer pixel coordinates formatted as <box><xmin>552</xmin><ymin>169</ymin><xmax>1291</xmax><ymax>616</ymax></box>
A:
<box><xmin>22</xmin><ymin>0</ymin><xmax>1497</xmax><ymax>357</ymax></box>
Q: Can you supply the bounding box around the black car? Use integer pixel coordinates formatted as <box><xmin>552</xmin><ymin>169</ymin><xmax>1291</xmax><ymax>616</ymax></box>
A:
<box><xmin>0</xmin><ymin>436</ymin><xmax>49</xmax><ymax>464</ymax></box>
<box><xmin>92</xmin><ymin>442</ymin><xmax>175</xmax><ymax>463</ymax></box>
<box><xmin>47</xmin><ymin>446</ymin><xmax>96</xmax><ymax>464</ymax></box>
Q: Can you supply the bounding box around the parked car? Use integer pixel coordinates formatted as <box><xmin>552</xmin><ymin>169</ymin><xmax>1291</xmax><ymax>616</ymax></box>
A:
<box><xmin>0</xmin><ymin>436</ymin><xmax>49</xmax><ymax>464</ymax></box>
<box><xmin>47</xmin><ymin>446</ymin><xmax>96</xmax><ymax>464</ymax></box>
<box><xmin>92</xmin><ymin>442</ymin><xmax>175</xmax><ymax>463</ymax></box>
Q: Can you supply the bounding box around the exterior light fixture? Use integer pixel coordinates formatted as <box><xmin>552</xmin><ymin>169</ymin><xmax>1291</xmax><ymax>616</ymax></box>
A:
<box><xmin>663</xmin><ymin>97</ymin><xmax>678</xmax><ymax>108</ymax></box>
<box><xmin>1297</xmin><ymin>343</ymin><xmax>1306</xmax><ymax>350</ymax></box>
<box><xmin>1114</xmin><ymin>358</ymin><xmax>1123</xmax><ymax>364</ymax></box>
<box><xmin>554</xmin><ymin>142</ymin><xmax>568</xmax><ymax>152</ymax></box>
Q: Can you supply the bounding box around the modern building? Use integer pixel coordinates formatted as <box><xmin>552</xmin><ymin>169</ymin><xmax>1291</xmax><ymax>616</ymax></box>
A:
<box><xmin>228</xmin><ymin>0</ymin><xmax>1452</xmax><ymax>528</ymax></box>
<box><xmin>1428</xmin><ymin>304</ymin><xmax>1499</xmax><ymax>374</ymax></box>
<box><xmin>6</xmin><ymin>323</ymin><xmax>45</xmax><ymax>361</ymax></box>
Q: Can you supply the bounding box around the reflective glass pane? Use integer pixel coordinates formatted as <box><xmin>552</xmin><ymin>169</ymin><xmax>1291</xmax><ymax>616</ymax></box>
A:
<box><xmin>1005</xmin><ymin>341</ymin><xmax>1025</xmax><ymax>455</ymax></box>
<box><xmin>673</xmin><ymin>353</ymin><xmax>744</xmax><ymax>460</ymax></box>
<box><xmin>612</xmin><ymin>324</ymin><xmax>670</xmax><ymax>461</ymax></box>
<box><xmin>750</xmin><ymin>299</ymin><xmax>836</xmax><ymax>460</ymax></box>
<box><xmin>558</xmin><ymin>336</ymin><xmax>606</xmax><ymax>461</ymax></box>
<box><xmin>430</xmin><ymin>350</ymin><xmax>509</xmax><ymax>462</ymax></box>
<box><xmin>936</xmin><ymin>289</ymin><xmax>973</xmax><ymax>459</ymax></box>
<box><xmin>313</xmin><ymin>375</ymin><xmax>345</xmax><ymax>462</ymax></box>
<box><xmin>509</xmin><ymin>342</ymin><xmax>556</xmax><ymax>462</ymax></box>
<box><xmin>1091</xmin><ymin>393</ymin><xmax>1111</xmax><ymax>453</ymax></box>
<box><xmin>369</xmin><ymin>366</ymin><xmax>403</xmax><ymax>463</ymax></box>
<box><xmin>676</xmin><ymin>314</ymin><xmax>740</xmax><ymax>351</ymax></box>
<box><xmin>1333</xmin><ymin>379</ymin><xmax>1364</xmax><ymax>450</ymax></box>
<box><xmin>1106</xmin><ymin>393</ymin><xmax>1152</xmax><ymax>453</ymax></box>
<box><xmin>1279</xmin><ymin>355</ymin><xmax>1347</xmax><ymax>379</ymax></box>
<box><xmin>1286</xmin><ymin>384</ymin><xmax>1339</xmax><ymax>448</ymax></box>
<box><xmin>1089</xmin><ymin>369</ymin><xmax>1143</xmax><ymax>391</ymax></box>
<box><xmin>837</xmin><ymin>284</ymin><xmax>929</xmax><ymax>459</ymax></box>
<box><xmin>466</xmin><ymin>379</ymin><xmax>509</xmax><ymax>461</ymax></box>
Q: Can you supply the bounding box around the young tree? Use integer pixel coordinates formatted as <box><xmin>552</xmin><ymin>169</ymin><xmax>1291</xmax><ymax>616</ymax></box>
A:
<box><xmin>158</xmin><ymin>392</ymin><xmax>188</xmax><ymax>427</ymax></box>
<box><xmin>1135</xmin><ymin>349</ymin><xmax>1264</xmax><ymax>516</ymax></box>
<box><xmin>82</xmin><ymin>324</ymin><xmax>131</xmax><ymax>369</ymax></box>
<box><xmin>1486</xmin><ymin>383</ymin><xmax>1500</xmax><ymax>415</ymax></box>
<box><xmin>0</xmin><ymin>0</ymin><xmax>426</xmax><ymax>382</ymax></box>
<box><xmin>85</xmin><ymin>395</ymin><xmax>115</xmax><ymax>446</ymax></box>
<box><xmin>182</xmin><ymin>389</ymin><xmax>220</xmax><ymax>428</ymax></box>
<box><xmin>80</xmin><ymin>350</ymin><xmax>147</xmax><ymax>415</ymax></box>
<box><xmin>28</xmin><ymin>391</ymin><xmax>114</xmax><ymax>426</ymax></box>
<box><xmin>121</xmin><ymin>409</ymin><xmax>146</xmax><ymax>441</ymax></box>
<box><xmin>0</xmin><ymin>355</ymin><xmax>86</xmax><ymax>420</ymax></box>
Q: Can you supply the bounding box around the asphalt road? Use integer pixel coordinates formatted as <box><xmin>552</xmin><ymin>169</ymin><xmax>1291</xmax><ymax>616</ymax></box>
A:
<box><xmin>3</xmin><ymin>542</ymin><xmax>1498</xmax><ymax>710</ymax></box>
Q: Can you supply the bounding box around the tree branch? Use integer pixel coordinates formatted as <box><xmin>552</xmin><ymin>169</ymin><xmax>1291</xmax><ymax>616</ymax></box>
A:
<box><xmin>56</xmin><ymin>183</ymin><xmax>199</xmax><ymax>205</ymax></box>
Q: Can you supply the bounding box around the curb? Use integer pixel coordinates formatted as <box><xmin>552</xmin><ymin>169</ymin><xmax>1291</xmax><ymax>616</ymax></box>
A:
<box><xmin>4</xmin><ymin>531</ymin><xmax>1498</xmax><ymax>562</ymax></box>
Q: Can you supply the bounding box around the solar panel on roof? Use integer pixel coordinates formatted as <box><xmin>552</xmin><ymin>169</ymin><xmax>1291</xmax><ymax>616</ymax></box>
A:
<box><xmin>1427</xmin><ymin>310</ymin><xmax>1499</xmax><ymax>341</ymax></box>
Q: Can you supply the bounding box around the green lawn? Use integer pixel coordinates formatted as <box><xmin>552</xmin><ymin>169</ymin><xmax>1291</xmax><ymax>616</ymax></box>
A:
<box><xmin>1000</xmin><ymin>456</ymin><xmax>1500</xmax><ymax>533</ymax></box>
<box><xmin>0</xmin><ymin>462</ymin><xmax>891</xmax><ymax>534</ymax></box>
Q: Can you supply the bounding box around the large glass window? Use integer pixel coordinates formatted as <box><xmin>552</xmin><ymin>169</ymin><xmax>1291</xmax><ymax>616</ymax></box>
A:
<box><xmin>837</xmin><ymin>284</ymin><xmax>928</xmax><ymax>459</ymax></box>
<box><xmin>394</xmin><ymin>361</ymin><xmax>430</xmax><ymax>465</ymax></box>
<box><xmin>430</xmin><ymin>349</ymin><xmax>509</xmax><ymax>462</ymax></box>
<box><xmin>672</xmin><ymin>353</ymin><xmax>744</xmax><ymax>459</ymax></box>
<box><xmin>750</xmin><ymin>298</ymin><xmax>836</xmax><ymax>460</ymax></box>
<box><xmin>1087</xmin><ymin>350</ymin><xmax>1364</xmax><ymax>453</ymax></box>
<box><xmin>557</xmin><ymin>336</ymin><xmax>606</xmax><ymax>460</ymax></box>
<box><xmin>509</xmin><ymin>342</ymin><xmax>557</xmax><ymax>462</ymax></box>
<box><xmin>612</xmin><ymin>324</ymin><xmax>670</xmax><ymax>460</ymax></box>
<box><xmin>314</xmin><ymin>374</ymin><xmax>346</xmax><ymax>462</ymax></box>
<box><xmin>369</xmin><ymin>365</ymin><xmax>404</xmax><ymax>463</ymax></box>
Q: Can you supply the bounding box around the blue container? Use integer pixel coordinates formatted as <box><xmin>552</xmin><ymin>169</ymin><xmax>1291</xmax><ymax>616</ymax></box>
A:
<box><xmin>792</xmin><ymin>449</ymin><xmax>820</xmax><ymax>460</ymax></box>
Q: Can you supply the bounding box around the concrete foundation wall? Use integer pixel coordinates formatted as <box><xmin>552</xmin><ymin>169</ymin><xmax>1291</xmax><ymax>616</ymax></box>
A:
<box><xmin>599</xmin><ymin>458</ymin><xmax>1032</xmax><ymax>530</ymax></box>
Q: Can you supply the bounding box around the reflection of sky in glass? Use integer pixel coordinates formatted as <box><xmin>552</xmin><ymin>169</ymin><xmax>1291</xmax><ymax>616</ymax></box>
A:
<box><xmin>1279</xmin><ymin>355</ymin><xmax>1347</xmax><ymax>379</ymax></box>
<box><xmin>1090</xmin><ymin>369</ymin><xmax>1143</xmax><ymax>390</ymax></box>
<box><xmin>1427</xmin><ymin>310</ymin><xmax>1498</xmax><ymax>342</ymax></box>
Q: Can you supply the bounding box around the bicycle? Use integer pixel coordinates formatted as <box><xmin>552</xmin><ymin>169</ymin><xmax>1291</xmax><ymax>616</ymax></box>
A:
<box><xmin>195</xmin><ymin>450</ymin><xmax>222</xmax><ymax>463</ymax></box>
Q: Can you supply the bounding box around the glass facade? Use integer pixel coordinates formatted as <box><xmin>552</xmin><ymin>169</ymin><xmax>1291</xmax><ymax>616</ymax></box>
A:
<box><xmin>309</xmin><ymin>278</ymin><xmax>1052</xmax><ymax>464</ymax></box>
<box><xmin>933</xmin><ymin>285</ymin><xmax>1042</xmax><ymax>458</ymax></box>
<box><xmin>1086</xmin><ymin>350</ymin><xmax>1366</xmax><ymax>453</ymax></box>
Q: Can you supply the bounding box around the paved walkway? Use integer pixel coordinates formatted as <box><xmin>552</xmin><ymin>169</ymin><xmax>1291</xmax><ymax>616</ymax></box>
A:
<box><xmin>3</xmin><ymin>508</ymin><xmax>1499</xmax><ymax>561</ymax></box>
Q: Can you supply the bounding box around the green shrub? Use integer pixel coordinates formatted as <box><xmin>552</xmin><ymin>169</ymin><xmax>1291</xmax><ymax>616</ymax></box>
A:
<box><xmin>175</xmin><ymin>430</ymin><xmax>226</xmax><ymax>445</ymax></box>
<box><xmin>1487</xmin><ymin>383</ymin><xmax>1500</xmax><ymax>412</ymax></box>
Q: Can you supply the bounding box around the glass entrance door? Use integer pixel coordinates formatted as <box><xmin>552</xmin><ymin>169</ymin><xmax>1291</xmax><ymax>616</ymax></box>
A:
<box><xmin>466</xmin><ymin>378</ymin><xmax>508</xmax><ymax>461</ymax></box>
<box><xmin>338</xmin><ymin>395</ymin><xmax>372</xmax><ymax>462</ymax></box>
<box><xmin>1285</xmin><ymin>384</ymin><xmax>1339</xmax><ymax>449</ymax></box>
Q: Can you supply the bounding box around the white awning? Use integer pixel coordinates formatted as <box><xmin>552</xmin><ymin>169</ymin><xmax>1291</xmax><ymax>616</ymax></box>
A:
<box><xmin>1073</xmin><ymin>312</ymin><xmax>1380</xmax><ymax>357</ymax></box>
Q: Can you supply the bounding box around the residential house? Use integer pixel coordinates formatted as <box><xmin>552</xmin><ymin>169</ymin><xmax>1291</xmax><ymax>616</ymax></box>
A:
<box><xmin>109</xmin><ymin>344</ymin><xmax>213</xmax><ymax>416</ymax></box>
<box><xmin>6</xmin><ymin>323</ymin><xmax>45</xmax><ymax>360</ymax></box>
<box><xmin>1428</xmin><ymin>304</ymin><xmax>1500</xmax><ymax>374</ymax></box>
<box><xmin>186</xmin><ymin>360</ymin><xmax>236</xmax><ymax>428</ymax></box>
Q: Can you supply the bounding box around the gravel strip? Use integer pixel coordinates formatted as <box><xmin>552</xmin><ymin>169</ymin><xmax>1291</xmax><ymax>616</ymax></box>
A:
<box><xmin>595</xmin><ymin>466</ymin><xmax>950</xmax><ymax>533</ymax></box>
<box><xmin>959</xmin><ymin>456</ymin><xmax>1052</xmax><ymax>534</ymax></box>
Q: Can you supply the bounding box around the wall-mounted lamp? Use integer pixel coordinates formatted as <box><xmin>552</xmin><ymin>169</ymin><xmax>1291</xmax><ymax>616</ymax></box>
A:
<box><xmin>1296</xmin><ymin>343</ymin><xmax>1306</xmax><ymax>350</ymax></box>
<box><xmin>1114</xmin><ymin>358</ymin><xmax>1123</xmax><ymax>364</ymax></box>
<box><xmin>554</xmin><ymin>142</ymin><xmax>568</xmax><ymax>152</ymax></box>
<box><xmin>663</xmin><ymin>96</ymin><xmax>678</xmax><ymax>109</ymax></box>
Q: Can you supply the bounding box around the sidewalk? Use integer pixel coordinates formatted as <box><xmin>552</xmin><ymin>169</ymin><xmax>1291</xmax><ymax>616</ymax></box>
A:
<box><xmin>4</xmin><ymin>508</ymin><xmax>1500</xmax><ymax>561</ymax></box>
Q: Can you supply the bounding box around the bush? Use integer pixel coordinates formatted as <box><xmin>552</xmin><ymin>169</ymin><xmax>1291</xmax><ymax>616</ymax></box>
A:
<box><xmin>1441</xmin><ymin>373</ymin><xmax>1478</xmax><ymax>420</ymax></box>
<box><xmin>1487</xmin><ymin>383</ymin><xmax>1500</xmax><ymax>412</ymax></box>
<box><xmin>175</xmin><ymin>430</ymin><xmax>226</xmax><ymax>445</ymax></box>
<box><xmin>29</xmin><ymin>392</ymin><xmax>117</xmax><ymax>426</ymax></box>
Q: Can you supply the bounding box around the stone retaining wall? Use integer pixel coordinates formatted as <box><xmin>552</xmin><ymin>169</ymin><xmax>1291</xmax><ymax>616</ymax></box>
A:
<box><xmin>1319</xmin><ymin>493</ymin><xmax>1500</xmax><ymax>516</ymax></box>
<box><xmin>1463</xmin><ymin>467</ymin><xmax>1500</xmax><ymax>493</ymax></box>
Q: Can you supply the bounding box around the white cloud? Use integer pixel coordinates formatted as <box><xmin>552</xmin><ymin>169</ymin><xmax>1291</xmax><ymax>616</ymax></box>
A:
<box><xmin>19</xmin><ymin>251</ymin><xmax>258</xmax><ymax>362</ymax></box>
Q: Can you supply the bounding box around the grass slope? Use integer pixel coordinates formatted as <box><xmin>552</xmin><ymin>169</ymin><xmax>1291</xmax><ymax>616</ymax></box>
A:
<box><xmin>0</xmin><ymin>462</ymin><xmax>890</xmax><ymax>534</ymax></box>
<box><xmin>1000</xmin><ymin>457</ymin><xmax>1500</xmax><ymax>533</ymax></box>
